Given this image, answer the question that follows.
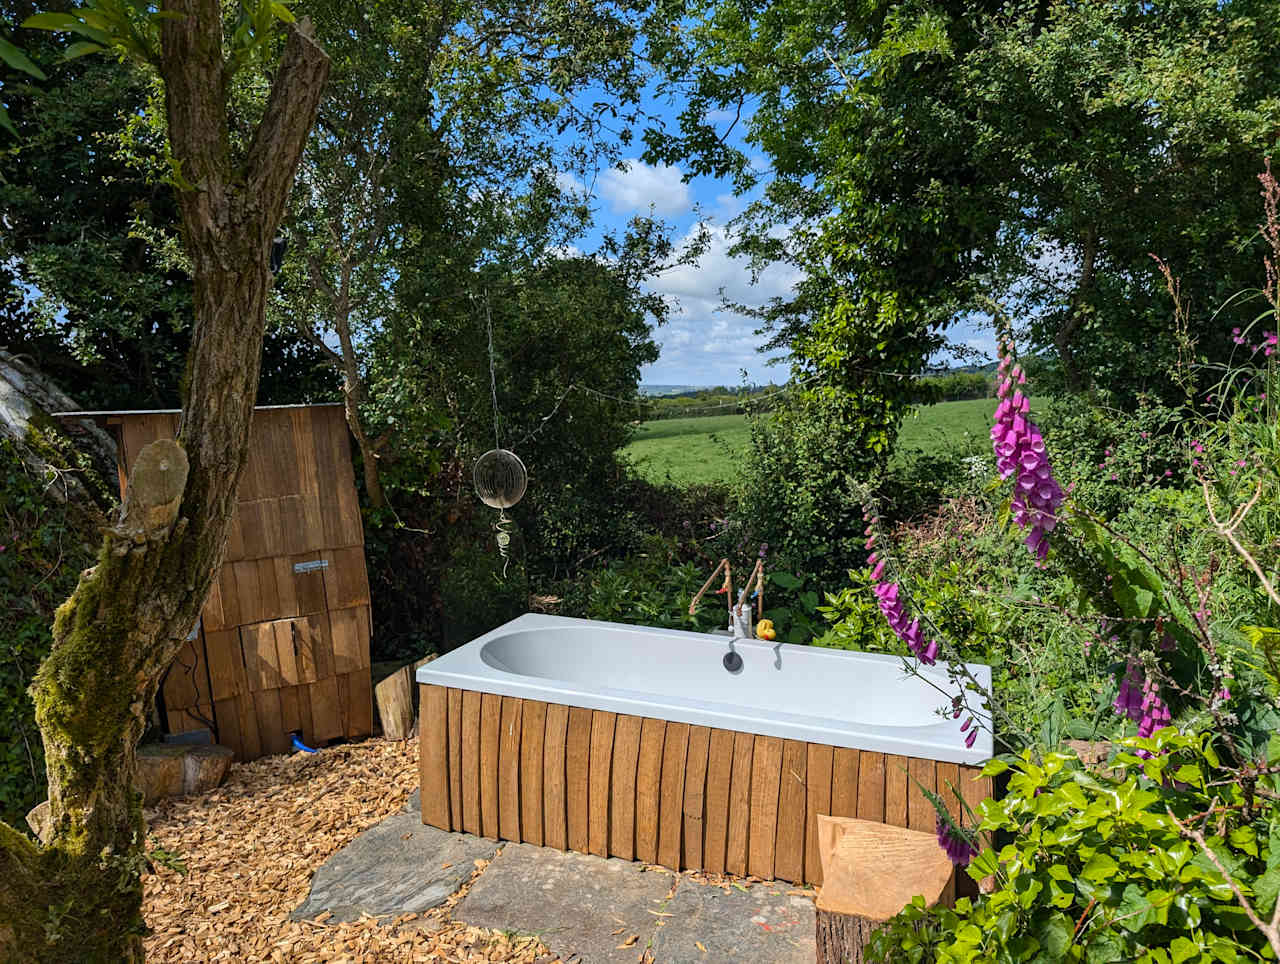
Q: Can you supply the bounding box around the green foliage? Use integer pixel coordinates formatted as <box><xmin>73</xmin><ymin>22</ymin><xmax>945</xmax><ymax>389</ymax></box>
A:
<box><xmin>0</xmin><ymin>41</ymin><xmax>336</xmax><ymax>408</ymax></box>
<box><xmin>0</xmin><ymin>31</ymin><xmax>45</xmax><ymax>135</ymax></box>
<box><xmin>559</xmin><ymin>533</ymin><xmax>732</xmax><ymax>633</ymax></box>
<box><xmin>917</xmin><ymin>372</ymin><xmax>995</xmax><ymax>404</ymax></box>
<box><xmin>646</xmin><ymin>0</ymin><xmax>1280</xmax><ymax>408</ymax></box>
<box><xmin>869</xmin><ymin>733</ymin><xmax>1277</xmax><ymax>961</ymax></box>
<box><xmin>624</xmin><ymin>413</ymin><xmax>752</xmax><ymax>486</ymax></box>
<box><xmin>22</xmin><ymin>0</ymin><xmax>294</xmax><ymax>69</ymax></box>
<box><xmin>439</xmin><ymin>518</ymin><xmax>530</xmax><ymax>653</ymax></box>
<box><xmin>0</xmin><ymin>438</ymin><xmax>100</xmax><ymax>827</ymax></box>
<box><xmin>730</xmin><ymin>393</ymin><xmax>885</xmax><ymax>589</ymax></box>
<box><xmin>760</xmin><ymin>570</ymin><xmax>824</xmax><ymax>644</ymax></box>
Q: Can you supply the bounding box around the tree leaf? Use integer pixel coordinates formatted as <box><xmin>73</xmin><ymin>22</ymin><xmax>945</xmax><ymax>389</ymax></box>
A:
<box><xmin>0</xmin><ymin>37</ymin><xmax>47</xmax><ymax>80</ymax></box>
<box><xmin>63</xmin><ymin>41</ymin><xmax>107</xmax><ymax>61</ymax></box>
<box><xmin>20</xmin><ymin>12</ymin><xmax>85</xmax><ymax>31</ymax></box>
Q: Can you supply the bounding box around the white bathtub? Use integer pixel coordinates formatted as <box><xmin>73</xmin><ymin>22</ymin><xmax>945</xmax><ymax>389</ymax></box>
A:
<box><xmin>416</xmin><ymin>613</ymin><xmax>992</xmax><ymax>765</ymax></box>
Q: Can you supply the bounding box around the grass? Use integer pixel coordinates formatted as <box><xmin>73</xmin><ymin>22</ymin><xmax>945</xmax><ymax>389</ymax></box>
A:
<box><xmin>622</xmin><ymin>398</ymin><xmax>997</xmax><ymax>485</ymax></box>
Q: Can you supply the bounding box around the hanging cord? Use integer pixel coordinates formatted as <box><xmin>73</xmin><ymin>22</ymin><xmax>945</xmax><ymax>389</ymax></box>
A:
<box><xmin>485</xmin><ymin>292</ymin><xmax>501</xmax><ymax>451</ymax></box>
<box><xmin>482</xmin><ymin>290</ymin><xmax>514</xmax><ymax>579</ymax></box>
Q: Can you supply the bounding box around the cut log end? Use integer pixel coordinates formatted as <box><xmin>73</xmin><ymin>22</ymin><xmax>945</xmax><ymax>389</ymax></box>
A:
<box><xmin>118</xmin><ymin>439</ymin><xmax>189</xmax><ymax>539</ymax></box>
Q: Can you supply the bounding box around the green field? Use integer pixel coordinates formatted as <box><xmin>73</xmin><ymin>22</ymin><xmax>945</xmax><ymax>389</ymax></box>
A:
<box><xmin>623</xmin><ymin>398</ymin><xmax>997</xmax><ymax>485</ymax></box>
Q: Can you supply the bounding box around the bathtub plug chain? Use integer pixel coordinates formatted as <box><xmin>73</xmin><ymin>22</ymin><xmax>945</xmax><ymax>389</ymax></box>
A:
<box><xmin>494</xmin><ymin>509</ymin><xmax>513</xmax><ymax>579</ymax></box>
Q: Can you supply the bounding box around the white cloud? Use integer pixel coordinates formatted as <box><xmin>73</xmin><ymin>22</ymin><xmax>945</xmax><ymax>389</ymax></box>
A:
<box><xmin>598</xmin><ymin>160</ymin><xmax>692</xmax><ymax>217</ymax></box>
<box><xmin>640</xmin><ymin>224</ymin><xmax>802</xmax><ymax>385</ymax></box>
<box><xmin>554</xmin><ymin>169</ymin><xmax>587</xmax><ymax>198</ymax></box>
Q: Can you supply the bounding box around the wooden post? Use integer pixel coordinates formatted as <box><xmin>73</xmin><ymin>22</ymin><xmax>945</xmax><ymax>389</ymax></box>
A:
<box><xmin>374</xmin><ymin>665</ymin><xmax>414</xmax><ymax>740</ymax></box>
<box><xmin>814</xmin><ymin>816</ymin><xmax>956</xmax><ymax>964</ymax></box>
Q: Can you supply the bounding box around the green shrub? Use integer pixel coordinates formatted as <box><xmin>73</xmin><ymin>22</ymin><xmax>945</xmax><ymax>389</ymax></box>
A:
<box><xmin>0</xmin><ymin>437</ymin><xmax>102</xmax><ymax>827</ymax></box>
<box><xmin>870</xmin><ymin>732</ymin><xmax>1276</xmax><ymax>962</ymax></box>
<box><xmin>439</xmin><ymin>515</ymin><xmax>530</xmax><ymax>651</ymax></box>
<box><xmin>558</xmin><ymin>533</ymin><xmax>729</xmax><ymax>633</ymax></box>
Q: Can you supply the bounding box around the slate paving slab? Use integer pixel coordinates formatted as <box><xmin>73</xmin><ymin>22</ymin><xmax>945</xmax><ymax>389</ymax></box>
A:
<box><xmin>290</xmin><ymin>813</ymin><xmax>498</xmax><ymax>923</ymax></box>
<box><xmin>650</xmin><ymin>879</ymin><xmax>815</xmax><ymax>964</ymax></box>
<box><xmin>453</xmin><ymin>842</ymin><xmax>677</xmax><ymax>963</ymax></box>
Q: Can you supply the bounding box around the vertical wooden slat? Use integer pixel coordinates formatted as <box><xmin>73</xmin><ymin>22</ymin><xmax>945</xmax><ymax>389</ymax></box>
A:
<box><xmin>957</xmin><ymin>765</ymin><xmax>993</xmax><ymax>841</ymax></box>
<box><xmin>566</xmin><ymin>706</ymin><xmax>593</xmax><ymax>853</ymax></box>
<box><xmin>205</xmin><ymin>629</ymin><xmax>247</xmax><ymax>700</ymax></box>
<box><xmin>935</xmin><ymin>762</ymin><xmax>961</xmax><ymax>816</ymax></box>
<box><xmin>213</xmin><ymin>698</ymin><xmax>242</xmax><ymax>758</ymax></box>
<box><xmin>804</xmin><ymin>743</ymin><xmax>834</xmax><ymax>885</ymax></box>
<box><xmin>588</xmin><ymin>711</ymin><xmax>616</xmax><ymax>857</ymax></box>
<box><xmin>609</xmin><ymin>715</ymin><xmax>644</xmax><ymax>860</ymax></box>
<box><xmin>635</xmin><ymin>717</ymin><xmax>666</xmax><ymax>864</ymax></box>
<box><xmin>342</xmin><ymin>670</ymin><xmax>373</xmax><ymax>738</ymax></box>
<box><xmin>907</xmin><ymin>757</ymin><xmax>936</xmax><ymax>832</ymax></box>
<box><xmin>831</xmin><ymin>748</ymin><xmax>860</xmax><ymax>818</ymax></box>
<box><xmin>307</xmin><ymin>676</ymin><xmax>343</xmax><ymax>744</ymax></box>
<box><xmin>498</xmin><ymin>697</ymin><xmax>523</xmax><ymax>841</ymax></box>
<box><xmin>856</xmin><ymin>752</ymin><xmax>885</xmax><ymax>823</ymax></box>
<box><xmin>658</xmin><ymin>722</ymin><xmax>689</xmax><ymax>871</ymax></box>
<box><xmin>543</xmin><ymin>704</ymin><xmax>570</xmax><ymax>850</ymax></box>
<box><xmin>520</xmin><ymin>700</ymin><xmax>548</xmax><ymax>847</ymax></box>
<box><xmin>748</xmin><ymin>735</ymin><xmax>784</xmax><ymax>879</ymax></box>
<box><xmin>479</xmin><ymin>693</ymin><xmax>502</xmax><ymax>839</ymax></box>
<box><xmin>774</xmin><ymin>739</ymin><xmax>807</xmax><ymax>884</ymax></box>
<box><xmin>683</xmin><ymin>726</ymin><xmax>711</xmax><ymax>871</ymax></box>
<box><xmin>885</xmin><ymin>755</ymin><xmax>909</xmax><ymax>828</ymax></box>
<box><xmin>703</xmin><ymin>729</ymin><xmax>734</xmax><ymax>874</ymax></box>
<box><xmin>235</xmin><ymin>693</ymin><xmax>262</xmax><ymax>760</ymax></box>
<box><xmin>461</xmin><ymin>690</ymin><xmax>482</xmax><ymax>835</ymax></box>
<box><xmin>278</xmin><ymin>685</ymin><xmax>302</xmax><ymax>736</ymax></box>
<box><xmin>726</xmin><ymin>731</ymin><xmax>755</xmax><ymax>876</ymax></box>
<box><xmin>420</xmin><ymin>684</ymin><xmax>450</xmax><ymax>829</ymax></box>
<box><xmin>448</xmin><ymin>689</ymin><xmax>464</xmax><ymax>831</ymax></box>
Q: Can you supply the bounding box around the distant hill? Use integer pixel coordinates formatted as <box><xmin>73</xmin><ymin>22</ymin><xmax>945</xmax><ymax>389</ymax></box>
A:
<box><xmin>638</xmin><ymin>384</ymin><xmax>709</xmax><ymax>397</ymax></box>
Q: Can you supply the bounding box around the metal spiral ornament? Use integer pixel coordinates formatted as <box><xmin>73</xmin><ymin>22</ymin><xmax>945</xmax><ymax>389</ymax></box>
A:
<box><xmin>474</xmin><ymin>448</ymin><xmax>527</xmax><ymax>577</ymax></box>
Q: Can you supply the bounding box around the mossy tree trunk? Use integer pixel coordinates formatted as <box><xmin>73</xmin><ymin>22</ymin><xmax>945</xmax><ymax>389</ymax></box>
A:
<box><xmin>0</xmin><ymin>4</ymin><xmax>328</xmax><ymax>961</ymax></box>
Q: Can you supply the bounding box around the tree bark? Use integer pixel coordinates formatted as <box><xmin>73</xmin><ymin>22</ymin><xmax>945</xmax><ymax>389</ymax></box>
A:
<box><xmin>1054</xmin><ymin>224</ymin><xmax>1098</xmax><ymax>393</ymax></box>
<box><xmin>0</xmin><ymin>6</ymin><xmax>328</xmax><ymax>961</ymax></box>
<box><xmin>333</xmin><ymin>260</ymin><xmax>387</xmax><ymax>508</ymax></box>
<box><xmin>815</xmin><ymin>909</ymin><xmax>883</xmax><ymax>964</ymax></box>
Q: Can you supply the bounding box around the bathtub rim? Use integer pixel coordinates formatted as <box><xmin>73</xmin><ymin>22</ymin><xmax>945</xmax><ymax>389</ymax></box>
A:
<box><xmin>416</xmin><ymin>613</ymin><xmax>993</xmax><ymax>765</ymax></box>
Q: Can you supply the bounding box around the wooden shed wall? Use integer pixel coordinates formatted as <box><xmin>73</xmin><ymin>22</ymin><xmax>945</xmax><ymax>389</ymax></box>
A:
<box><xmin>112</xmin><ymin>406</ymin><xmax>373</xmax><ymax>759</ymax></box>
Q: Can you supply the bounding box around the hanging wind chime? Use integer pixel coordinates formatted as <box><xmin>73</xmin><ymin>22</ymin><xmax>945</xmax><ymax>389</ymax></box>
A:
<box><xmin>473</xmin><ymin>295</ymin><xmax>528</xmax><ymax>578</ymax></box>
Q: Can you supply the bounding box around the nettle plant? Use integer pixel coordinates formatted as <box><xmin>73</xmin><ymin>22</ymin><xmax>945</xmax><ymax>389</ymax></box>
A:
<box><xmin>860</xmin><ymin>173</ymin><xmax>1280</xmax><ymax>959</ymax></box>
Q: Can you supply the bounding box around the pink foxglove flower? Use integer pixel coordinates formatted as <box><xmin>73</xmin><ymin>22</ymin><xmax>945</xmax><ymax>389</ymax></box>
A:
<box><xmin>936</xmin><ymin>815</ymin><xmax>979</xmax><ymax>867</ymax></box>
<box><xmin>991</xmin><ymin>340</ymin><xmax>1065</xmax><ymax>561</ymax></box>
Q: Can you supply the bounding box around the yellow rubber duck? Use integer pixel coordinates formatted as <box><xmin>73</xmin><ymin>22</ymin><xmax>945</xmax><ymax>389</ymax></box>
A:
<box><xmin>755</xmin><ymin>618</ymin><xmax>776</xmax><ymax>641</ymax></box>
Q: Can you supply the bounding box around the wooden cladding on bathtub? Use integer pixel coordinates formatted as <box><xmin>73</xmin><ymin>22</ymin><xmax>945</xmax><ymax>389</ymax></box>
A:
<box><xmin>418</xmin><ymin>684</ymin><xmax>994</xmax><ymax>886</ymax></box>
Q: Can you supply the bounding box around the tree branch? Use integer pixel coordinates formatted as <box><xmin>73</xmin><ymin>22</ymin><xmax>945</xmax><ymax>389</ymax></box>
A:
<box><xmin>245</xmin><ymin>17</ymin><xmax>331</xmax><ymax>240</ymax></box>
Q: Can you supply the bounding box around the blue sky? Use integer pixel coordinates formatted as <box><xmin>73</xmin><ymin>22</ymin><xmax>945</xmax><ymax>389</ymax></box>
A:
<box><xmin>556</xmin><ymin>94</ymin><xmax>801</xmax><ymax>388</ymax></box>
<box><xmin>559</xmin><ymin>112</ymin><xmax>995</xmax><ymax>387</ymax></box>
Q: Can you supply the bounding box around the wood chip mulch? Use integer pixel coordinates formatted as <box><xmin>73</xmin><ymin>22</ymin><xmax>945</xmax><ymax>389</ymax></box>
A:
<box><xmin>142</xmin><ymin>736</ymin><xmax>553</xmax><ymax>962</ymax></box>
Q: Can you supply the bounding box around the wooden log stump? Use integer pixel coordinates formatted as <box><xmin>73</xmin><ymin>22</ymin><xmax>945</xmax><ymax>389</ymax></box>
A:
<box><xmin>375</xmin><ymin>665</ymin><xmax>415</xmax><ymax>740</ymax></box>
<box><xmin>814</xmin><ymin>816</ymin><xmax>956</xmax><ymax>964</ymax></box>
<box><xmin>816</xmin><ymin>909</ymin><xmax>884</xmax><ymax>964</ymax></box>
